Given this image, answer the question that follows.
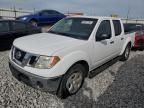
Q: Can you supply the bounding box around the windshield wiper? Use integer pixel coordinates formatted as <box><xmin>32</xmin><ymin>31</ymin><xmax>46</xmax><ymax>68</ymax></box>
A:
<box><xmin>48</xmin><ymin>31</ymin><xmax>60</xmax><ymax>35</ymax></box>
<box><xmin>48</xmin><ymin>31</ymin><xmax>87</xmax><ymax>40</ymax></box>
<box><xmin>48</xmin><ymin>31</ymin><xmax>72</xmax><ymax>37</ymax></box>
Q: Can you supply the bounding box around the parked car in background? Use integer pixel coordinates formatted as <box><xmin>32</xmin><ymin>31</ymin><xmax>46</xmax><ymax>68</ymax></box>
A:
<box><xmin>0</xmin><ymin>20</ymin><xmax>41</xmax><ymax>50</ymax></box>
<box><xmin>124</xmin><ymin>23</ymin><xmax>144</xmax><ymax>49</ymax></box>
<box><xmin>9</xmin><ymin>16</ymin><xmax>133</xmax><ymax>98</ymax></box>
<box><xmin>16</xmin><ymin>10</ymin><xmax>65</xmax><ymax>26</ymax></box>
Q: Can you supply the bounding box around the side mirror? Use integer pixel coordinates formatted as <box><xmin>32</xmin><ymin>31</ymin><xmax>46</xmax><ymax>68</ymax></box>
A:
<box><xmin>96</xmin><ymin>34</ymin><xmax>109</xmax><ymax>41</ymax></box>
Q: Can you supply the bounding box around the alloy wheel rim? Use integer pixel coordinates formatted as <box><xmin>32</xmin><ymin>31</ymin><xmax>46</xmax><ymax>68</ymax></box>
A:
<box><xmin>66</xmin><ymin>72</ymin><xmax>83</xmax><ymax>94</ymax></box>
<box><xmin>31</xmin><ymin>21</ymin><xmax>37</xmax><ymax>27</ymax></box>
<box><xmin>125</xmin><ymin>47</ymin><xmax>130</xmax><ymax>58</ymax></box>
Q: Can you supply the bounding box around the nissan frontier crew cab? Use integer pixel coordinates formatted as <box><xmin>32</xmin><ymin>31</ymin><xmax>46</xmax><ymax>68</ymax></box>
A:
<box><xmin>9</xmin><ymin>16</ymin><xmax>133</xmax><ymax>98</ymax></box>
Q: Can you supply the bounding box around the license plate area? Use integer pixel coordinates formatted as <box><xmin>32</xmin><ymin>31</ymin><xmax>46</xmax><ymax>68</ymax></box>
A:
<box><xmin>18</xmin><ymin>73</ymin><xmax>32</xmax><ymax>86</ymax></box>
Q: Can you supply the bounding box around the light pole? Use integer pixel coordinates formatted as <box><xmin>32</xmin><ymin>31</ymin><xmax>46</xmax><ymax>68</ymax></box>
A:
<box><xmin>126</xmin><ymin>7</ymin><xmax>131</xmax><ymax>23</ymax></box>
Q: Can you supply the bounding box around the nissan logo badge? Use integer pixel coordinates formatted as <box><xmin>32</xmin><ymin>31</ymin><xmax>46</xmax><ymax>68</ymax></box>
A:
<box><xmin>15</xmin><ymin>51</ymin><xmax>22</xmax><ymax>59</ymax></box>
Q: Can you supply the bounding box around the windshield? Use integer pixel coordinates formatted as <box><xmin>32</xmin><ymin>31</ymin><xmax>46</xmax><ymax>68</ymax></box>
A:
<box><xmin>48</xmin><ymin>17</ymin><xmax>97</xmax><ymax>40</ymax></box>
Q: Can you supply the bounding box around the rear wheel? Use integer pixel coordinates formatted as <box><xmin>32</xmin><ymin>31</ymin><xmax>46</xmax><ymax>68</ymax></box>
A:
<box><xmin>120</xmin><ymin>44</ymin><xmax>131</xmax><ymax>61</ymax></box>
<box><xmin>56</xmin><ymin>64</ymin><xmax>86</xmax><ymax>99</ymax></box>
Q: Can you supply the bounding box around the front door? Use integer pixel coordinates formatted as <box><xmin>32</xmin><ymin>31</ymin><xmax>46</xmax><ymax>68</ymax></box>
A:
<box><xmin>92</xmin><ymin>20</ymin><xmax>115</xmax><ymax>68</ymax></box>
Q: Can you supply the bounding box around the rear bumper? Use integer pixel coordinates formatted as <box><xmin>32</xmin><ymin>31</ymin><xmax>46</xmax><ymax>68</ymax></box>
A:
<box><xmin>133</xmin><ymin>39</ymin><xmax>144</xmax><ymax>49</ymax></box>
<box><xmin>9</xmin><ymin>61</ymin><xmax>62</xmax><ymax>92</ymax></box>
<box><xmin>133</xmin><ymin>44</ymin><xmax>144</xmax><ymax>49</ymax></box>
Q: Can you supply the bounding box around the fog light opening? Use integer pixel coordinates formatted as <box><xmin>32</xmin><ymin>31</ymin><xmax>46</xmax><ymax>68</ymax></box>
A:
<box><xmin>36</xmin><ymin>81</ymin><xmax>43</xmax><ymax>89</ymax></box>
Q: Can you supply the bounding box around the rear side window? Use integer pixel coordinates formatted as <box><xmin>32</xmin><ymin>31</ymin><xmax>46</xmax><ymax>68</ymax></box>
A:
<box><xmin>0</xmin><ymin>21</ymin><xmax>9</xmax><ymax>32</ymax></box>
<box><xmin>11</xmin><ymin>22</ymin><xmax>26</xmax><ymax>31</ymax></box>
<box><xmin>48</xmin><ymin>10</ymin><xmax>60</xmax><ymax>14</ymax></box>
<box><xmin>96</xmin><ymin>20</ymin><xmax>112</xmax><ymax>39</ymax></box>
<box><xmin>113</xmin><ymin>20</ymin><xmax>122</xmax><ymax>36</ymax></box>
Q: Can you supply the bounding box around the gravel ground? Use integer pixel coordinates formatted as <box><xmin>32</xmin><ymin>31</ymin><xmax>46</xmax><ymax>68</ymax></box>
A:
<box><xmin>0</xmin><ymin>50</ymin><xmax>144</xmax><ymax>108</ymax></box>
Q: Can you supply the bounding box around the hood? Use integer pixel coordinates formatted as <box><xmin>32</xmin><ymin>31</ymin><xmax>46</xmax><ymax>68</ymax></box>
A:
<box><xmin>13</xmin><ymin>33</ymin><xmax>85</xmax><ymax>55</ymax></box>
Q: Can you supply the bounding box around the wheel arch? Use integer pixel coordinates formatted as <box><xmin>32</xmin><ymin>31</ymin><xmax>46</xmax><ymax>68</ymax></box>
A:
<box><xmin>120</xmin><ymin>39</ymin><xmax>132</xmax><ymax>55</ymax></box>
<box><xmin>66</xmin><ymin>60</ymin><xmax>89</xmax><ymax>77</ymax></box>
<box><xmin>29</xmin><ymin>18</ymin><xmax>38</xmax><ymax>22</ymax></box>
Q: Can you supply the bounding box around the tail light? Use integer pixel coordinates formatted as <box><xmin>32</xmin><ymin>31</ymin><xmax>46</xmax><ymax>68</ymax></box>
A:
<box><xmin>134</xmin><ymin>32</ymin><xmax>140</xmax><ymax>47</ymax></box>
<box><xmin>135</xmin><ymin>32</ymin><xmax>139</xmax><ymax>40</ymax></box>
<box><xmin>134</xmin><ymin>31</ymin><xmax>144</xmax><ymax>47</ymax></box>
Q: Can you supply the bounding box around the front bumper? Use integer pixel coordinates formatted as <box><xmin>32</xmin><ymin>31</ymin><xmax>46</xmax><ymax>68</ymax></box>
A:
<box><xmin>9</xmin><ymin>61</ymin><xmax>62</xmax><ymax>92</ymax></box>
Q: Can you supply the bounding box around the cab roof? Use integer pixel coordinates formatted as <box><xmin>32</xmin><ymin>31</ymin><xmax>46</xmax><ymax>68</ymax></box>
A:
<box><xmin>68</xmin><ymin>15</ymin><xmax>121</xmax><ymax>20</ymax></box>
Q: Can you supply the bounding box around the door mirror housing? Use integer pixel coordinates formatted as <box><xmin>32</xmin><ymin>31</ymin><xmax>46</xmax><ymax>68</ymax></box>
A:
<box><xmin>96</xmin><ymin>34</ymin><xmax>109</xmax><ymax>41</ymax></box>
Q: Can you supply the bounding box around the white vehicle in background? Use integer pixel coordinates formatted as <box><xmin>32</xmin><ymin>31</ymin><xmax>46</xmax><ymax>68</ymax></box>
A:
<box><xmin>9</xmin><ymin>16</ymin><xmax>133</xmax><ymax>98</ymax></box>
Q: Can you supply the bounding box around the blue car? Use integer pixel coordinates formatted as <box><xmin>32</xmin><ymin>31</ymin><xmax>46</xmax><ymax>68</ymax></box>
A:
<box><xmin>16</xmin><ymin>10</ymin><xmax>65</xmax><ymax>26</ymax></box>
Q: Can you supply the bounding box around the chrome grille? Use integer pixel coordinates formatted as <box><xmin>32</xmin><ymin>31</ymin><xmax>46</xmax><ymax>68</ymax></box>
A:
<box><xmin>12</xmin><ymin>47</ymin><xmax>38</xmax><ymax>67</ymax></box>
<box><xmin>14</xmin><ymin>48</ymin><xmax>26</xmax><ymax>63</ymax></box>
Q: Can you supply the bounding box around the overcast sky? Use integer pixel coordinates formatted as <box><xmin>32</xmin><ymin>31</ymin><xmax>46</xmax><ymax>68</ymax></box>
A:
<box><xmin>0</xmin><ymin>0</ymin><xmax>144</xmax><ymax>18</ymax></box>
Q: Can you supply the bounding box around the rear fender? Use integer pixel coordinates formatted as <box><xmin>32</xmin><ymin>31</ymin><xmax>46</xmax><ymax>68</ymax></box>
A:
<box><xmin>120</xmin><ymin>37</ymin><xmax>132</xmax><ymax>55</ymax></box>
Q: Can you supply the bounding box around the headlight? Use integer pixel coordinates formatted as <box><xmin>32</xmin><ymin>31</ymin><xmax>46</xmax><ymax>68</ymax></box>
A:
<box><xmin>33</xmin><ymin>56</ymin><xmax>60</xmax><ymax>69</ymax></box>
<box><xmin>22</xmin><ymin>17</ymin><xmax>27</xmax><ymax>20</ymax></box>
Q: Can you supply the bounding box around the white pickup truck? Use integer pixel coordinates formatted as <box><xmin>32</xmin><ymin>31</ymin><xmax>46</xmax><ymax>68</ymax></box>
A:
<box><xmin>9</xmin><ymin>16</ymin><xmax>133</xmax><ymax>98</ymax></box>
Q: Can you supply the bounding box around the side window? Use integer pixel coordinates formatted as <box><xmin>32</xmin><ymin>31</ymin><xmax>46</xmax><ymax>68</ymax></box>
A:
<box><xmin>41</xmin><ymin>11</ymin><xmax>50</xmax><ymax>16</ymax></box>
<box><xmin>0</xmin><ymin>21</ymin><xmax>9</xmax><ymax>33</ymax></box>
<box><xmin>48</xmin><ymin>10</ymin><xmax>59</xmax><ymax>15</ymax></box>
<box><xmin>11</xmin><ymin>22</ymin><xmax>26</xmax><ymax>31</ymax></box>
<box><xmin>113</xmin><ymin>20</ymin><xmax>122</xmax><ymax>36</ymax></box>
<box><xmin>96</xmin><ymin>20</ymin><xmax>112</xmax><ymax>40</ymax></box>
<box><xmin>41</xmin><ymin>10</ymin><xmax>60</xmax><ymax>16</ymax></box>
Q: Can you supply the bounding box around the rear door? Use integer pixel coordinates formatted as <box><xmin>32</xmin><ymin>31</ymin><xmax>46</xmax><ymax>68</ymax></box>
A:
<box><xmin>112</xmin><ymin>20</ymin><xmax>124</xmax><ymax>53</ymax></box>
<box><xmin>39</xmin><ymin>10</ymin><xmax>55</xmax><ymax>24</ymax></box>
<box><xmin>48</xmin><ymin>10</ymin><xmax>64</xmax><ymax>23</ymax></box>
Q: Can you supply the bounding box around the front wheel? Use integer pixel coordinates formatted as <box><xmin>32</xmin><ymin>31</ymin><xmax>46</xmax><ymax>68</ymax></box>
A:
<box><xmin>120</xmin><ymin>44</ymin><xmax>131</xmax><ymax>61</ymax></box>
<box><xmin>30</xmin><ymin>20</ymin><xmax>38</xmax><ymax>27</ymax></box>
<box><xmin>56</xmin><ymin>64</ymin><xmax>86</xmax><ymax>99</ymax></box>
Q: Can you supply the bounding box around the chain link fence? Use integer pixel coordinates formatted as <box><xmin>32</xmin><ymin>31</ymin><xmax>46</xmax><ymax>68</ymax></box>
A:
<box><xmin>122</xmin><ymin>18</ymin><xmax>144</xmax><ymax>24</ymax></box>
<box><xmin>0</xmin><ymin>8</ymin><xmax>144</xmax><ymax>24</ymax></box>
<box><xmin>0</xmin><ymin>8</ymin><xmax>33</xmax><ymax>19</ymax></box>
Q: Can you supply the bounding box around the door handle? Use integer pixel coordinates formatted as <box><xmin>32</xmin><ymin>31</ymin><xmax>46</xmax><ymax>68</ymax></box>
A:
<box><xmin>121</xmin><ymin>37</ymin><xmax>124</xmax><ymax>40</ymax></box>
<box><xmin>110</xmin><ymin>41</ymin><xmax>114</xmax><ymax>44</ymax></box>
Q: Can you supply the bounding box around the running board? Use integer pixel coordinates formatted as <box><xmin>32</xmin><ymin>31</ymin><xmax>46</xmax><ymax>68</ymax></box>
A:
<box><xmin>88</xmin><ymin>56</ymin><xmax>120</xmax><ymax>78</ymax></box>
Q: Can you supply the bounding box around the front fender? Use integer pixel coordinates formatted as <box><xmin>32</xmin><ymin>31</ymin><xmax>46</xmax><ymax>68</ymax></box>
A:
<box><xmin>48</xmin><ymin>51</ymin><xmax>91</xmax><ymax>77</ymax></box>
<box><xmin>63</xmin><ymin>51</ymin><xmax>91</xmax><ymax>70</ymax></box>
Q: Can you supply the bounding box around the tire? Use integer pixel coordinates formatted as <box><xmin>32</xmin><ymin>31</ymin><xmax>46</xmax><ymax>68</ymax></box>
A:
<box><xmin>30</xmin><ymin>20</ymin><xmax>38</xmax><ymax>27</ymax></box>
<box><xmin>120</xmin><ymin>44</ymin><xmax>131</xmax><ymax>61</ymax></box>
<box><xmin>56</xmin><ymin>64</ymin><xmax>86</xmax><ymax>99</ymax></box>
